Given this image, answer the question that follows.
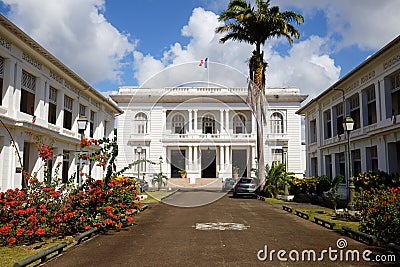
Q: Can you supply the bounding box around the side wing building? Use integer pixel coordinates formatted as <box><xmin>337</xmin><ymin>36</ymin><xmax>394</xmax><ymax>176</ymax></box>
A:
<box><xmin>0</xmin><ymin>14</ymin><xmax>122</xmax><ymax>191</ymax></box>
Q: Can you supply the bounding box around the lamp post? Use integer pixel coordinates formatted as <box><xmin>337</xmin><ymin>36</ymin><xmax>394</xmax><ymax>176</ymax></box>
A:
<box><xmin>77</xmin><ymin>116</ymin><xmax>88</xmax><ymax>186</ymax></box>
<box><xmin>282</xmin><ymin>144</ymin><xmax>289</xmax><ymax>196</ymax></box>
<box><xmin>137</xmin><ymin>145</ymin><xmax>142</xmax><ymax>179</ymax></box>
<box><xmin>136</xmin><ymin>145</ymin><xmax>142</xmax><ymax>193</ymax></box>
<box><xmin>343</xmin><ymin>116</ymin><xmax>355</xmax><ymax>210</ymax></box>
<box><xmin>159</xmin><ymin>156</ymin><xmax>163</xmax><ymax>173</ymax></box>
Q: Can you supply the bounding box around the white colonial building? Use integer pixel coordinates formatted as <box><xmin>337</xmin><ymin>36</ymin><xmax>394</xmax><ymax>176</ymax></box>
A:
<box><xmin>111</xmin><ymin>85</ymin><xmax>307</xmax><ymax>185</ymax></box>
<box><xmin>297</xmin><ymin>35</ymin><xmax>400</xmax><ymax>195</ymax></box>
<box><xmin>0</xmin><ymin>14</ymin><xmax>122</xmax><ymax>191</ymax></box>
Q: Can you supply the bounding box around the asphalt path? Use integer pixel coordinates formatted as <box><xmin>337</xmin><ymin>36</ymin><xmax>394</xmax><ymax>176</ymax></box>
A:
<box><xmin>45</xmin><ymin>190</ymin><xmax>397</xmax><ymax>267</ymax></box>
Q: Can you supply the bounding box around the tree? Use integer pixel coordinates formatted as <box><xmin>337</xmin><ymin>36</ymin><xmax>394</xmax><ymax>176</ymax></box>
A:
<box><xmin>263</xmin><ymin>162</ymin><xmax>294</xmax><ymax>198</ymax></box>
<box><xmin>216</xmin><ymin>0</ymin><xmax>303</xmax><ymax>188</ymax></box>
<box><xmin>152</xmin><ymin>172</ymin><xmax>168</xmax><ymax>191</ymax></box>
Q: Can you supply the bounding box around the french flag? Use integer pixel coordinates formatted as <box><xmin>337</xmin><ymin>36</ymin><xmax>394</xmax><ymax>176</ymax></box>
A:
<box><xmin>199</xmin><ymin>57</ymin><xmax>208</xmax><ymax>68</ymax></box>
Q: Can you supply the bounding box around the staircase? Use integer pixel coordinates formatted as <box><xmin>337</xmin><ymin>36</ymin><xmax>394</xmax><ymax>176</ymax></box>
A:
<box><xmin>166</xmin><ymin>178</ymin><xmax>222</xmax><ymax>190</ymax></box>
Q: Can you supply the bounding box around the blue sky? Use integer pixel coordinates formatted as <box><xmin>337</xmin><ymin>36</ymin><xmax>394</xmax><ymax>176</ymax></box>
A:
<box><xmin>0</xmin><ymin>0</ymin><xmax>399</xmax><ymax>102</ymax></box>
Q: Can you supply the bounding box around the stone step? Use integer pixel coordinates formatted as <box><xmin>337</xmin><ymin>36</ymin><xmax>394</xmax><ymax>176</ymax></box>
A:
<box><xmin>167</xmin><ymin>178</ymin><xmax>222</xmax><ymax>189</ymax></box>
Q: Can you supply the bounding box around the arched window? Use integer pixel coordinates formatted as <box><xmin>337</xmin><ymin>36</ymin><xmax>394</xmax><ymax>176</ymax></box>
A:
<box><xmin>172</xmin><ymin>114</ymin><xmax>185</xmax><ymax>134</ymax></box>
<box><xmin>202</xmin><ymin>115</ymin><xmax>215</xmax><ymax>134</ymax></box>
<box><xmin>233</xmin><ymin>114</ymin><xmax>246</xmax><ymax>134</ymax></box>
<box><xmin>270</xmin><ymin>112</ymin><xmax>284</xmax><ymax>133</ymax></box>
<box><xmin>135</xmin><ymin>112</ymin><xmax>147</xmax><ymax>134</ymax></box>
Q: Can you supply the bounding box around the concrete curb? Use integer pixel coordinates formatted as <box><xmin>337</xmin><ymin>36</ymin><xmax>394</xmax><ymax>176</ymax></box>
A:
<box><xmin>160</xmin><ymin>189</ymin><xmax>180</xmax><ymax>201</ymax></box>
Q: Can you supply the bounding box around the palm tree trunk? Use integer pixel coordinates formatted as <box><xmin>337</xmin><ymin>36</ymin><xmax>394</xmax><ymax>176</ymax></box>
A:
<box><xmin>256</xmin><ymin>91</ymin><xmax>265</xmax><ymax>189</ymax></box>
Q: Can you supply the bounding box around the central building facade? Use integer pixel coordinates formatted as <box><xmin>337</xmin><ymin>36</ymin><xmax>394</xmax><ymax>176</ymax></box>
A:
<box><xmin>111</xmin><ymin>86</ymin><xmax>307</xmax><ymax>185</ymax></box>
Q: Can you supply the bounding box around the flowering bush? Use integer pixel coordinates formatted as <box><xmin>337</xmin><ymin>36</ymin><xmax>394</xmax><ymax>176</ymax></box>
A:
<box><xmin>354</xmin><ymin>187</ymin><xmax>400</xmax><ymax>243</ymax></box>
<box><xmin>0</xmin><ymin>129</ymin><xmax>142</xmax><ymax>247</ymax></box>
<box><xmin>353</xmin><ymin>171</ymin><xmax>400</xmax><ymax>192</ymax></box>
<box><xmin>0</xmin><ymin>176</ymin><xmax>140</xmax><ymax>247</ymax></box>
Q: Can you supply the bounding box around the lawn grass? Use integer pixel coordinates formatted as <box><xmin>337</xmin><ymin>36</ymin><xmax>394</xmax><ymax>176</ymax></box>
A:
<box><xmin>264</xmin><ymin>198</ymin><xmax>359</xmax><ymax>232</ymax></box>
<box><xmin>297</xmin><ymin>207</ymin><xmax>359</xmax><ymax>232</ymax></box>
<box><xmin>140</xmin><ymin>190</ymin><xmax>177</xmax><ymax>203</ymax></box>
<box><xmin>0</xmin><ymin>236</ymin><xmax>76</xmax><ymax>267</ymax></box>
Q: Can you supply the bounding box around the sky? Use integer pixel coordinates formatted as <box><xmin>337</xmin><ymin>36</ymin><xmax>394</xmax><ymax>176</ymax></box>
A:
<box><xmin>0</xmin><ymin>0</ymin><xmax>399</xmax><ymax>104</ymax></box>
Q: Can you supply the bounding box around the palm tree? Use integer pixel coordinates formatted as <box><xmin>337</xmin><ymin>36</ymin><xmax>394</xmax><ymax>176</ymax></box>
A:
<box><xmin>263</xmin><ymin>162</ymin><xmax>294</xmax><ymax>198</ymax></box>
<box><xmin>216</xmin><ymin>0</ymin><xmax>303</xmax><ymax>189</ymax></box>
<box><xmin>152</xmin><ymin>172</ymin><xmax>168</xmax><ymax>191</ymax></box>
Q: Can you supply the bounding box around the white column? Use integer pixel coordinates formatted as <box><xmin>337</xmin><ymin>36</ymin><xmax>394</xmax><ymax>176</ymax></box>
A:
<box><xmin>162</xmin><ymin>109</ymin><xmax>167</xmax><ymax>132</ymax></box>
<box><xmin>219</xmin><ymin>145</ymin><xmax>225</xmax><ymax>171</ymax></box>
<box><xmin>220</xmin><ymin>109</ymin><xmax>224</xmax><ymax>133</ymax></box>
<box><xmin>193</xmin><ymin>109</ymin><xmax>198</xmax><ymax>133</ymax></box>
<box><xmin>188</xmin><ymin>109</ymin><xmax>193</xmax><ymax>133</ymax></box>
<box><xmin>225</xmin><ymin>109</ymin><xmax>229</xmax><ymax>133</ymax></box>
<box><xmin>193</xmin><ymin>146</ymin><xmax>198</xmax><ymax>171</ymax></box>
<box><xmin>225</xmin><ymin>145</ymin><xmax>230</xmax><ymax>165</ymax></box>
<box><xmin>188</xmin><ymin>145</ymin><xmax>193</xmax><ymax>170</ymax></box>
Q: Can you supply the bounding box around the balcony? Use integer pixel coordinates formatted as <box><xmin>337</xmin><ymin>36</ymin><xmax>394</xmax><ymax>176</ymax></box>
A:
<box><xmin>161</xmin><ymin>132</ymin><xmax>256</xmax><ymax>143</ymax></box>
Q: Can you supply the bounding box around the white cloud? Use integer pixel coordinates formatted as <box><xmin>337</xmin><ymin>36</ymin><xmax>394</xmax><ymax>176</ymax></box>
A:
<box><xmin>1</xmin><ymin>0</ymin><xmax>135</xmax><ymax>84</ymax></box>
<box><xmin>276</xmin><ymin>0</ymin><xmax>400</xmax><ymax>51</ymax></box>
<box><xmin>132</xmin><ymin>7</ymin><xmax>340</xmax><ymax>99</ymax></box>
<box><xmin>267</xmin><ymin>36</ymin><xmax>341</xmax><ymax>99</ymax></box>
<box><xmin>4</xmin><ymin>0</ymin><xmax>395</xmax><ymax>101</ymax></box>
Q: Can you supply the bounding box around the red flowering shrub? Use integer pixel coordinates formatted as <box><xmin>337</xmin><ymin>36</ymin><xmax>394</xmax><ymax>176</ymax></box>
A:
<box><xmin>0</xmin><ymin>177</ymin><xmax>140</xmax><ymax>246</ymax></box>
<box><xmin>354</xmin><ymin>187</ymin><xmax>400</xmax><ymax>243</ymax></box>
<box><xmin>33</xmin><ymin>136</ymin><xmax>54</xmax><ymax>161</ymax></box>
<box><xmin>0</xmin><ymin>130</ymin><xmax>141</xmax><ymax>247</ymax></box>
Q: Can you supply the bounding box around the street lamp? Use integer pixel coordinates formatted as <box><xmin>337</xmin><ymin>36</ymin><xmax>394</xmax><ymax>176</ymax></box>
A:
<box><xmin>342</xmin><ymin>116</ymin><xmax>355</xmax><ymax>210</ymax></box>
<box><xmin>282</xmin><ymin>144</ymin><xmax>289</xmax><ymax>196</ymax></box>
<box><xmin>77</xmin><ymin>116</ymin><xmax>88</xmax><ymax>186</ymax></box>
<box><xmin>136</xmin><ymin>145</ymin><xmax>142</xmax><ymax>193</ymax></box>
<box><xmin>159</xmin><ymin>156</ymin><xmax>163</xmax><ymax>173</ymax></box>
<box><xmin>137</xmin><ymin>145</ymin><xmax>142</xmax><ymax>179</ymax></box>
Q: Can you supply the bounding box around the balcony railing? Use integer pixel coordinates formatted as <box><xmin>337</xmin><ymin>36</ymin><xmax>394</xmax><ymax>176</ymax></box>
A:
<box><xmin>161</xmin><ymin>132</ymin><xmax>256</xmax><ymax>141</ymax></box>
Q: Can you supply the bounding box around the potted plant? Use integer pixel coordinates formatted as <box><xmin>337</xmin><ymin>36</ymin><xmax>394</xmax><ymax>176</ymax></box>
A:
<box><xmin>178</xmin><ymin>169</ymin><xmax>187</xmax><ymax>178</ymax></box>
<box><xmin>233</xmin><ymin>166</ymin><xmax>239</xmax><ymax>179</ymax></box>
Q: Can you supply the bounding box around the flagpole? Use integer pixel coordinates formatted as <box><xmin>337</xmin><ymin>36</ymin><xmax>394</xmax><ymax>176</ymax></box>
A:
<box><xmin>207</xmin><ymin>58</ymin><xmax>209</xmax><ymax>88</ymax></box>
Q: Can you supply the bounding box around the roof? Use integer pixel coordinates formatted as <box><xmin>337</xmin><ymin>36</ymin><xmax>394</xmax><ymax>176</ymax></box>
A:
<box><xmin>297</xmin><ymin>34</ymin><xmax>400</xmax><ymax>114</ymax></box>
<box><xmin>0</xmin><ymin>13</ymin><xmax>122</xmax><ymax>115</ymax></box>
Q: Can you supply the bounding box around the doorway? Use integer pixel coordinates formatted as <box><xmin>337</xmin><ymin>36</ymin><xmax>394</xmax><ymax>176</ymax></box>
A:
<box><xmin>170</xmin><ymin>149</ymin><xmax>186</xmax><ymax>178</ymax></box>
<box><xmin>201</xmin><ymin>149</ymin><xmax>216</xmax><ymax>178</ymax></box>
<box><xmin>232</xmin><ymin>149</ymin><xmax>248</xmax><ymax>178</ymax></box>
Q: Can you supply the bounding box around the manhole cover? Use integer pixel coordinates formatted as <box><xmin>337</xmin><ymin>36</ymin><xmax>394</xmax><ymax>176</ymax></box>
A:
<box><xmin>194</xmin><ymin>222</ymin><xmax>250</xmax><ymax>231</ymax></box>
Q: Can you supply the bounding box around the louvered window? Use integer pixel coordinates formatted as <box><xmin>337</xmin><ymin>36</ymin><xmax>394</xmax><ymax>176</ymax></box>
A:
<box><xmin>22</xmin><ymin>70</ymin><xmax>36</xmax><ymax>93</ymax></box>
<box><xmin>20</xmin><ymin>70</ymin><xmax>36</xmax><ymax>115</ymax></box>
<box><xmin>89</xmin><ymin>110</ymin><xmax>95</xmax><ymax>138</ymax></box>
<box><xmin>63</xmin><ymin>96</ymin><xmax>73</xmax><ymax>130</ymax></box>
<box><xmin>48</xmin><ymin>86</ymin><xmax>58</xmax><ymax>124</ymax></box>
<box><xmin>79</xmin><ymin>104</ymin><xmax>86</xmax><ymax>117</ymax></box>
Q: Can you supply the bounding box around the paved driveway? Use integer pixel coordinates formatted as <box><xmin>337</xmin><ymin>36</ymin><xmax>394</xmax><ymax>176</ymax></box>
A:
<box><xmin>45</xmin><ymin>190</ymin><xmax>397</xmax><ymax>267</ymax></box>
